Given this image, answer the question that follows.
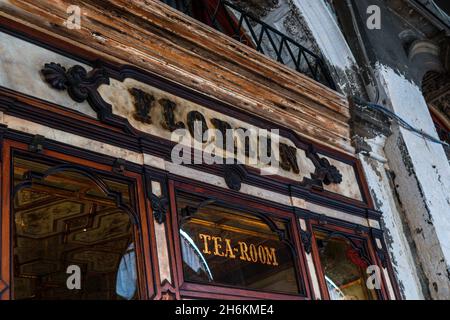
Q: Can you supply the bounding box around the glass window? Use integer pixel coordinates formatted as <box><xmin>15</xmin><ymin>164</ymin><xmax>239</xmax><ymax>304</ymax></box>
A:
<box><xmin>314</xmin><ymin>230</ymin><xmax>377</xmax><ymax>300</ymax></box>
<box><xmin>177</xmin><ymin>194</ymin><xmax>300</xmax><ymax>295</ymax></box>
<box><xmin>12</xmin><ymin>156</ymin><xmax>138</xmax><ymax>300</ymax></box>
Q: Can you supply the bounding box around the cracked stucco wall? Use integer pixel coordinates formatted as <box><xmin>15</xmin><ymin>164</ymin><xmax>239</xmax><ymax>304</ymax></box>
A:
<box><xmin>380</xmin><ymin>64</ymin><xmax>450</xmax><ymax>299</ymax></box>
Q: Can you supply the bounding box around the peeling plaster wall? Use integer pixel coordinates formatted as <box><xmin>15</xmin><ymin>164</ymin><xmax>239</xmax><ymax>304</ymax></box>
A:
<box><xmin>379</xmin><ymin>65</ymin><xmax>450</xmax><ymax>299</ymax></box>
<box><xmin>258</xmin><ymin>0</ymin><xmax>428</xmax><ymax>299</ymax></box>
<box><xmin>359</xmin><ymin>137</ymin><xmax>425</xmax><ymax>299</ymax></box>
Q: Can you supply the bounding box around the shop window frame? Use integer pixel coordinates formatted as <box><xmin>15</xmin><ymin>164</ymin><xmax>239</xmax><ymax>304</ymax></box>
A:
<box><xmin>168</xmin><ymin>179</ymin><xmax>311</xmax><ymax>300</ymax></box>
<box><xmin>0</xmin><ymin>139</ymin><xmax>156</xmax><ymax>300</ymax></box>
<box><xmin>308</xmin><ymin>219</ymin><xmax>390</xmax><ymax>300</ymax></box>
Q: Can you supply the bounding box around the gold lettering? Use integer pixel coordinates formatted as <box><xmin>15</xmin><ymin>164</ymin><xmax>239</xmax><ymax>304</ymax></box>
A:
<box><xmin>238</xmin><ymin>241</ymin><xmax>251</xmax><ymax>261</ymax></box>
<box><xmin>199</xmin><ymin>234</ymin><xmax>278</xmax><ymax>266</ymax></box>
<box><xmin>212</xmin><ymin>236</ymin><xmax>225</xmax><ymax>257</ymax></box>
<box><xmin>258</xmin><ymin>245</ymin><xmax>267</xmax><ymax>264</ymax></box>
<box><xmin>265</xmin><ymin>247</ymin><xmax>279</xmax><ymax>266</ymax></box>
<box><xmin>224</xmin><ymin>238</ymin><xmax>236</xmax><ymax>259</ymax></box>
<box><xmin>199</xmin><ymin>234</ymin><xmax>212</xmax><ymax>255</ymax></box>
<box><xmin>249</xmin><ymin>244</ymin><xmax>258</xmax><ymax>263</ymax></box>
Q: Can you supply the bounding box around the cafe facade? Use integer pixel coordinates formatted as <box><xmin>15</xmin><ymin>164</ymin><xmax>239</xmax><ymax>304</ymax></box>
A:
<box><xmin>0</xmin><ymin>0</ymin><xmax>409</xmax><ymax>300</ymax></box>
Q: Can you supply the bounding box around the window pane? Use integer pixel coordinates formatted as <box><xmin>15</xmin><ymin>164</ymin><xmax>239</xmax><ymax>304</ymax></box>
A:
<box><xmin>177</xmin><ymin>195</ymin><xmax>299</xmax><ymax>294</ymax></box>
<box><xmin>315</xmin><ymin>231</ymin><xmax>377</xmax><ymax>300</ymax></box>
<box><xmin>13</xmin><ymin>157</ymin><xmax>137</xmax><ymax>300</ymax></box>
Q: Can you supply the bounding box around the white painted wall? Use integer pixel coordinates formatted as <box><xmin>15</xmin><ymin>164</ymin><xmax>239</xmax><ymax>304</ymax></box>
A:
<box><xmin>359</xmin><ymin>137</ymin><xmax>424</xmax><ymax>299</ymax></box>
<box><xmin>289</xmin><ymin>0</ymin><xmax>428</xmax><ymax>299</ymax></box>
<box><xmin>378</xmin><ymin>64</ymin><xmax>450</xmax><ymax>299</ymax></box>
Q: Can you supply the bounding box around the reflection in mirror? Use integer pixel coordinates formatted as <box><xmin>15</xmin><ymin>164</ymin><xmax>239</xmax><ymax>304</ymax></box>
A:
<box><xmin>12</xmin><ymin>157</ymin><xmax>138</xmax><ymax>300</ymax></box>
<box><xmin>314</xmin><ymin>231</ymin><xmax>377</xmax><ymax>300</ymax></box>
<box><xmin>177</xmin><ymin>194</ymin><xmax>300</xmax><ymax>295</ymax></box>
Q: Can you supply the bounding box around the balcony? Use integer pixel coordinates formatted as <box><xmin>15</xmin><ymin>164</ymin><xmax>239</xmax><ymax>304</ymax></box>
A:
<box><xmin>161</xmin><ymin>0</ymin><xmax>336</xmax><ymax>90</ymax></box>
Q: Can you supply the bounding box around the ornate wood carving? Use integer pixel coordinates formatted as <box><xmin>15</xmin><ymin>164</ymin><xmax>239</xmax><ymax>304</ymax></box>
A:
<box><xmin>41</xmin><ymin>62</ymin><xmax>109</xmax><ymax>103</ymax></box>
<box><xmin>306</xmin><ymin>148</ymin><xmax>343</xmax><ymax>186</ymax></box>
<box><xmin>151</xmin><ymin>193</ymin><xmax>169</xmax><ymax>224</ymax></box>
<box><xmin>28</xmin><ymin>134</ymin><xmax>45</xmax><ymax>153</ymax></box>
<box><xmin>129</xmin><ymin>88</ymin><xmax>155</xmax><ymax>124</ymax></box>
<box><xmin>224</xmin><ymin>165</ymin><xmax>247</xmax><ymax>191</ymax></box>
<box><xmin>39</xmin><ymin>62</ymin><xmax>346</xmax><ymax>195</ymax></box>
<box><xmin>279</xmin><ymin>143</ymin><xmax>300</xmax><ymax>174</ymax></box>
<box><xmin>300</xmin><ymin>230</ymin><xmax>312</xmax><ymax>254</ymax></box>
<box><xmin>160</xmin><ymin>99</ymin><xmax>185</xmax><ymax>131</ymax></box>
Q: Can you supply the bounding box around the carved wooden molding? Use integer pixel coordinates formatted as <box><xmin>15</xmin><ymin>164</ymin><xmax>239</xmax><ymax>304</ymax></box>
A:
<box><xmin>28</xmin><ymin>134</ymin><xmax>45</xmax><ymax>153</ymax></box>
<box><xmin>151</xmin><ymin>194</ymin><xmax>169</xmax><ymax>224</ymax></box>
<box><xmin>40</xmin><ymin>62</ymin><xmax>345</xmax><ymax>193</ymax></box>
<box><xmin>160</xmin><ymin>280</ymin><xmax>177</xmax><ymax>300</ymax></box>
<box><xmin>306</xmin><ymin>147</ymin><xmax>343</xmax><ymax>186</ymax></box>
<box><xmin>41</xmin><ymin>62</ymin><xmax>109</xmax><ymax>103</ymax></box>
<box><xmin>319</xmin><ymin>231</ymin><xmax>371</xmax><ymax>268</ymax></box>
<box><xmin>371</xmin><ymin>229</ymin><xmax>388</xmax><ymax>268</ymax></box>
<box><xmin>3</xmin><ymin>0</ymin><xmax>353</xmax><ymax>152</ymax></box>
<box><xmin>224</xmin><ymin>165</ymin><xmax>247</xmax><ymax>191</ymax></box>
<box><xmin>112</xmin><ymin>158</ymin><xmax>127</xmax><ymax>174</ymax></box>
<box><xmin>300</xmin><ymin>230</ymin><xmax>312</xmax><ymax>254</ymax></box>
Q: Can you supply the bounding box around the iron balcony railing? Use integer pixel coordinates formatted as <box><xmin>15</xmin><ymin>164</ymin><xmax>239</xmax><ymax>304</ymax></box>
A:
<box><xmin>161</xmin><ymin>0</ymin><xmax>337</xmax><ymax>90</ymax></box>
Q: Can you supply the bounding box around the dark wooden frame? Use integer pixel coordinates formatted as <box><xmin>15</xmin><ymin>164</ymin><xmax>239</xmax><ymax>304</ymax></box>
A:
<box><xmin>167</xmin><ymin>178</ymin><xmax>312</xmax><ymax>300</ymax></box>
<box><xmin>0</xmin><ymin>140</ymin><xmax>158</xmax><ymax>300</ymax></box>
<box><xmin>0</xmin><ymin>17</ymin><xmax>402</xmax><ymax>300</ymax></box>
<box><xmin>307</xmin><ymin>217</ymin><xmax>394</xmax><ymax>300</ymax></box>
<box><xmin>0</xmin><ymin>17</ymin><xmax>374</xmax><ymax>214</ymax></box>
